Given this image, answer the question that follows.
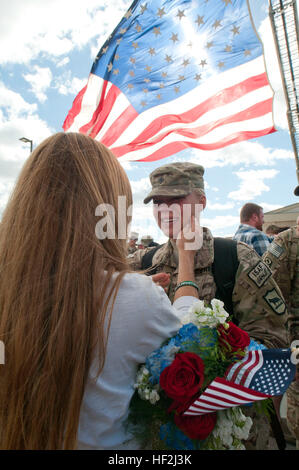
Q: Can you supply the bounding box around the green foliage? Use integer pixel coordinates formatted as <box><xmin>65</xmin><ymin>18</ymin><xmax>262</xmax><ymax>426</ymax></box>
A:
<box><xmin>253</xmin><ymin>398</ymin><xmax>275</xmax><ymax>419</ymax></box>
<box><xmin>125</xmin><ymin>390</ymin><xmax>170</xmax><ymax>447</ymax></box>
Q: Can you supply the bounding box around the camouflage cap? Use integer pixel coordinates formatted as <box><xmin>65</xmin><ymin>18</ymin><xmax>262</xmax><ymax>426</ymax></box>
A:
<box><xmin>144</xmin><ymin>162</ymin><xmax>205</xmax><ymax>204</ymax></box>
<box><xmin>141</xmin><ymin>235</ymin><xmax>154</xmax><ymax>247</ymax></box>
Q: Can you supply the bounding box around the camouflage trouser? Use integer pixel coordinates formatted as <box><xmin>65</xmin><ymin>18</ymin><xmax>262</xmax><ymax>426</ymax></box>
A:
<box><xmin>286</xmin><ymin>382</ymin><xmax>299</xmax><ymax>448</ymax></box>
<box><xmin>242</xmin><ymin>406</ymin><xmax>278</xmax><ymax>450</ymax></box>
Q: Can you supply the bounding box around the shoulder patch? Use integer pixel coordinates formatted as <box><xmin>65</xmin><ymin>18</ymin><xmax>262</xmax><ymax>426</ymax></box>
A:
<box><xmin>248</xmin><ymin>261</ymin><xmax>272</xmax><ymax>287</ymax></box>
<box><xmin>263</xmin><ymin>288</ymin><xmax>286</xmax><ymax>315</ymax></box>
<box><xmin>267</xmin><ymin>242</ymin><xmax>284</xmax><ymax>258</ymax></box>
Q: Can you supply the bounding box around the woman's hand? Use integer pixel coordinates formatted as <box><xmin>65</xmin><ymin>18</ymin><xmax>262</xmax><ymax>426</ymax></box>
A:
<box><xmin>151</xmin><ymin>272</ymin><xmax>170</xmax><ymax>291</ymax></box>
<box><xmin>176</xmin><ymin>215</ymin><xmax>203</xmax><ymax>256</ymax></box>
<box><xmin>173</xmin><ymin>216</ymin><xmax>202</xmax><ymax>301</ymax></box>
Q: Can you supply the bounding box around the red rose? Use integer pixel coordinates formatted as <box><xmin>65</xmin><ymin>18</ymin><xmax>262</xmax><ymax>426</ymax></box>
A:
<box><xmin>159</xmin><ymin>352</ymin><xmax>204</xmax><ymax>403</ymax></box>
<box><xmin>218</xmin><ymin>321</ymin><xmax>250</xmax><ymax>355</ymax></box>
<box><xmin>174</xmin><ymin>412</ymin><xmax>217</xmax><ymax>440</ymax></box>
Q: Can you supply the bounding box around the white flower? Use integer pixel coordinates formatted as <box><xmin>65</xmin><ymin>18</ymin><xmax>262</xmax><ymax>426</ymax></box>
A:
<box><xmin>135</xmin><ymin>365</ymin><xmax>161</xmax><ymax>403</ymax></box>
<box><xmin>149</xmin><ymin>389</ymin><xmax>160</xmax><ymax>404</ymax></box>
<box><xmin>211</xmin><ymin>298</ymin><xmax>225</xmax><ymax>311</ymax></box>
<box><xmin>181</xmin><ymin>311</ymin><xmax>198</xmax><ymax>325</ymax></box>
<box><xmin>186</xmin><ymin>298</ymin><xmax>229</xmax><ymax>329</ymax></box>
<box><xmin>211</xmin><ymin>298</ymin><xmax>229</xmax><ymax>325</ymax></box>
<box><xmin>233</xmin><ymin>416</ymin><xmax>253</xmax><ymax>440</ymax></box>
<box><xmin>190</xmin><ymin>300</ymin><xmax>206</xmax><ymax>315</ymax></box>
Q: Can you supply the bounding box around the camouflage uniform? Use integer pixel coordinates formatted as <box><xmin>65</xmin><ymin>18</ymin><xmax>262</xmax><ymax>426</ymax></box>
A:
<box><xmin>127</xmin><ymin>244</ymin><xmax>138</xmax><ymax>255</ymax></box>
<box><xmin>263</xmin><ymin>227</ymin><xmax>299</xmax><ymax>447</ymax></box>
<box><xmin>130</xmin><ymin>161</ymin><xmax>289</xmax><ymax>450</ymax></box>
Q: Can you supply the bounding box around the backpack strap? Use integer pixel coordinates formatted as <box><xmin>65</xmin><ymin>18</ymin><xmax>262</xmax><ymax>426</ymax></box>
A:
<box><xmin>212</xmin><ymin>237</ymin><xmax>239</xmax><ymax>319</ymax></box>
<box><xmin>141</xmin><ymin>244</ymin><xmax>163</xmax><ymax>274</ymax></box>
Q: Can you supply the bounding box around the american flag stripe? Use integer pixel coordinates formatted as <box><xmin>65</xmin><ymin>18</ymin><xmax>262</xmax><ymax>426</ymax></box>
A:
<box><xmin>63</xmin><ymin>84</ymin><xmax>87</xmax><ymax>132</ymax></box>
<box><xmin>240</xmin><ymin>351</ymin><xmax>265</xmax><ymax>387</ymax></box>
<box><xmin>110</xmin><ymin>97</ymin><xmax>273</xmax><ymax>159</ymax></box>
<box><xmin>110</xmin><ymin>69</ymin><xmax>270</xmax><ymax>149</ymax></box>
<box><xmin>183</xmin><ymin>377</ymin><xmax>269</xmax><ymax>416</ymax></box>
<box><xmin>101</xmin><ymin>106</ymin><xmax>138</xmax><ymax>147</ymax></box>
<box><xmin>117</xmin><ymin>127</ymin><xmax>274</xmax><ymax>163</ymax></box>
<box><xmin>83</xmin><ymin>81</ymin><xmax>121</xmax><ymax>137</ymax></box>
<box><xmin>64</xmin><ymin>74</ymin><xmax>105</xmax><ymax>135</ymax></box>
<box><xmin>225</xmin><ymin>350</ymin><xmax>263</xmax><ymax>385</ymax></box>
<box><xmin>64</xmin><ymin>55</ymin><xmax>275</xmax><ymax>161</ymax></box>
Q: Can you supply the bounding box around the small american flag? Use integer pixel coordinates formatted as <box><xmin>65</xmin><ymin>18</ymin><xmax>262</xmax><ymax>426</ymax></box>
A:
<box><xmin>183</xmin><ymin>349</ymin><xmax>296</xmax><ymax>416</ymax></box>
<box><xmin>63</xmin><ymin>0</ymin><xmax>276</xmax><ymax>163</ymax></box>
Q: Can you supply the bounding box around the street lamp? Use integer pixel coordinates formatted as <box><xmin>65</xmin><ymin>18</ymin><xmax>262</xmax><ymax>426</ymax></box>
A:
<box><xmin>19</xmin><ymin>137</ymin><xmax>33</xmax><ymax>153</ymax></box>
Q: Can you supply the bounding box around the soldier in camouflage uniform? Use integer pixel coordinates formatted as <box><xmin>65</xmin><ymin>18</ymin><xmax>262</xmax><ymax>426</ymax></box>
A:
<box><xmin>263</xmin><ymin>224</ymin><xmax>299</xmax><ymax>449</ymax></box>
<box><xmin>130</xmin><ymin>162</ymin><xmax>287</xmax><ymax>348</ymax></box>
<box><xmin>129</xmin><ymin>161</ymin><xmax>288</xmax><ymax>450</ymax></box>
<box><xmin>127</xmin><ymin>232</ymin><xmax>139</xmax><ymax>255</ymax></box>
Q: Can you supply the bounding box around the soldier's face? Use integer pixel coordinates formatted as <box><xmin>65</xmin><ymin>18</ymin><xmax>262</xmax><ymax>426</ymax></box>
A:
<box><xmin>152</xmin><ymin>192</ymin><xmax>205</xmax><ymax>239</ymax></box>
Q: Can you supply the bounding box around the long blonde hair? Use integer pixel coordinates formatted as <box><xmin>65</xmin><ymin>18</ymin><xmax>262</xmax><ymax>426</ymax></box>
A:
<box><xmin>0</xmin><ymin>132</ymin><xmax>132</xmax><ymax>449</ymax></box>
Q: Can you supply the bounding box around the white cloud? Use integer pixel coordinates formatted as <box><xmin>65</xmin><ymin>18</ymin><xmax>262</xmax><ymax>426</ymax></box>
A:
<box><xmin>56</xmin><ymin>57</ymin><xmax>70</xmax><ymax>68</ymax></box>
<box><xmin>0</xmin><ymin>179</ymin><xmax>15</xmax><ymax>215</ymax></box>
<box><xmin>120</xmin><ymin>161</ymin><xmax>136</xmax><ymax>171</ymax></box>
<box><xmin>207</xmin><ymin>202</ymin><xmax>235</xmax><ymax>211</ymax></box>
<box><xmin>23</xmin><ymin>66</ymin><xmax>53</xmax><ymax>103</ymax></box>
<box><xmin>260</xmin><ymin>202</ymin><xmax>282</xmax><ymax>212</ymax></box>
<box><xmin>0</xmin><ymin>81</ymin><xmax>53</xmax><ymax>217</ymax></box>
<box><xmin>0</xmin><ymin>81</ymin><xmax>37</xmax><ymax>119</ymax></box>
<box><xmin>54</xmin><ymin>73</ymin><xmax>86</xmax><ymax>96</ymax></box>
<box><xmin>201</xmin><ymin>214</ymin><xmax>240</xmax><ymax>236</ymax></box>
<box><xmin>228</xmin><ymin>169</ymin><xmax>279</xmax><ymax>201</ymax></box>
<box><xmin>0</xmin><ymin>0</ymin><xmax>131</xmax><ymax>65</ymax></box>
<box><xmin>0</xmin><ymin>82</ymin><xmax>52</xmax><ymax>160</ymax></box>
<box><xmin>130</xmin><ymin>177</ymin><xmax>152</xmax><ymax>203</ymax></box>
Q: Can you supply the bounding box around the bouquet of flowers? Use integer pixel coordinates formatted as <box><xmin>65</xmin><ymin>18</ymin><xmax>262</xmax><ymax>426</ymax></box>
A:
<box><xmin>127</xmin><ymin>299</ymin><xmax>292</xmax><ymax>450</ymax></box>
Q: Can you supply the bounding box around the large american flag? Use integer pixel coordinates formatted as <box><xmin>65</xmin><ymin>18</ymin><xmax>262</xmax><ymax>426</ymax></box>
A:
<box><xmin>63</xmin><ymin>0</ymin><xmax>276</xmax><ymax>162</ymax></box>
<box><xmin>183</xmin><ymin>349</ymin><xmax>296</xmax><ymax>416</ymax></box>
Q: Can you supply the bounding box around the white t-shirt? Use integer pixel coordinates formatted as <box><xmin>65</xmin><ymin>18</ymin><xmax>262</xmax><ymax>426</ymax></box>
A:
<box><xmin>77</xmin><ymin>272</ymin><xmax>196</xmax><ymax>450</ymax></box>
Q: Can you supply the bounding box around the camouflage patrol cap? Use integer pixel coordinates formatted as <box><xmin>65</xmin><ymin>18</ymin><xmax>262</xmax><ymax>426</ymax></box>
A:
<box><xmin>143</xmin><ymin>162</ymin><xmax>205</xmax><ymax>204</ymax></box>
<box><xmin>141</xmin><ymin>235</ymin><xmax>153</xmax><ymax>243</ymax></box>
<box><xmin>141</xmin><ymin>235</ymin><xmax>154</xmax><ymax>247</ymax></box>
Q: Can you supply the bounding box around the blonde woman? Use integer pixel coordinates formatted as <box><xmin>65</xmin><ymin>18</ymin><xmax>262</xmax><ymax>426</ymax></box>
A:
<box><xmin>0</xmin><ymin>132</ymin><xmax>200</xmax><ymax>450</ymax></box>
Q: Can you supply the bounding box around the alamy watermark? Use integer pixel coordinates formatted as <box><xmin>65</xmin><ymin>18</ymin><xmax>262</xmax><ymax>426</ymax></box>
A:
<box><xmin>95</xmin><ymin>197</ymin><xmax>203</xmax><ymax>250</ymax></box>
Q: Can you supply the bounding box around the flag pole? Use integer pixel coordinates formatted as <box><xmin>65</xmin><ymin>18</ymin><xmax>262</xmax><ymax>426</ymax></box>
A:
<box><xmin>268</xmin><ymin>0</ymin><xmax>299</xmax><ymax>190</ymax></box>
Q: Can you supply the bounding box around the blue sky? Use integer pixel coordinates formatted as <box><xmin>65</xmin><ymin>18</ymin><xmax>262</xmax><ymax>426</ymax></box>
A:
<box><xmin>0</xmin><ymin>0</ymin><xmax>298</xmax><ymax>244</ymax></box>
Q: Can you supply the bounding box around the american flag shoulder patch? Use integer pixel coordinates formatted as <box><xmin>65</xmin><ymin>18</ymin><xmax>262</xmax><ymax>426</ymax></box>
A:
<box><xmin>267</xmin><ymin>242</ymin><xmax>285</xmax><ymax>259</ymax></box>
